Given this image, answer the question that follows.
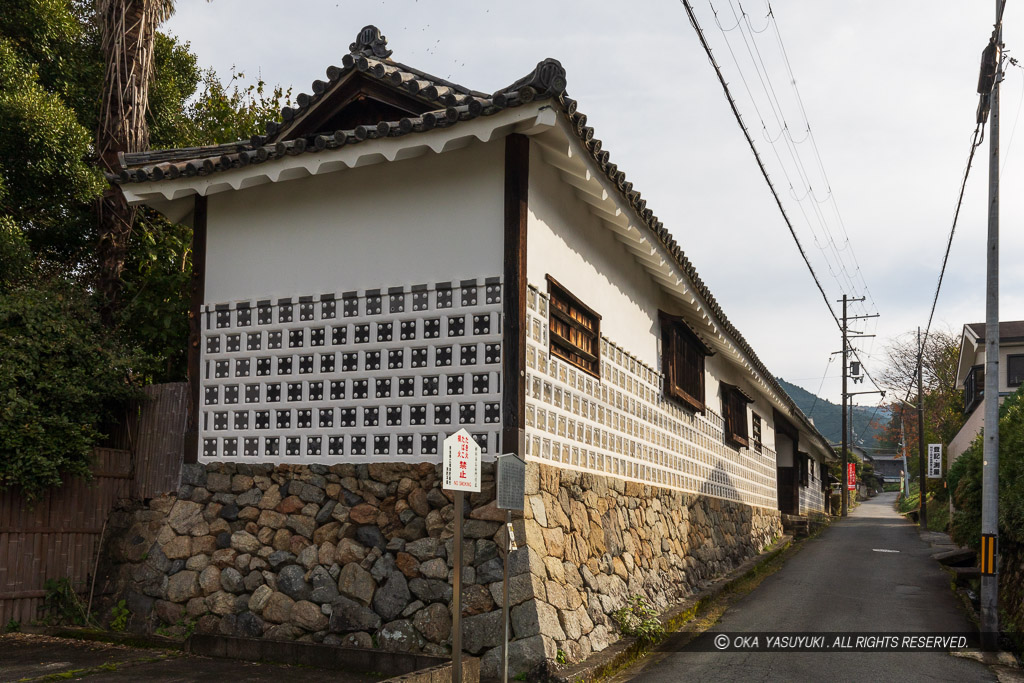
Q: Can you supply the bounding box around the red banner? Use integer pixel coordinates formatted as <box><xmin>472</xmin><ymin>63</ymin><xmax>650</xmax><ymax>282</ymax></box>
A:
<box><xmin>848</xmin><ymin>463</ymin><xmax>857</xmax><ymax>490</ymax></box>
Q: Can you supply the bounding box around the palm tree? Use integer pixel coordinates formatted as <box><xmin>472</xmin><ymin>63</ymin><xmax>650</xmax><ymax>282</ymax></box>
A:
<box><xmin>95</xmin><ymin>0</ymin><xmax>174</xmax><ymax>323</ymax></box>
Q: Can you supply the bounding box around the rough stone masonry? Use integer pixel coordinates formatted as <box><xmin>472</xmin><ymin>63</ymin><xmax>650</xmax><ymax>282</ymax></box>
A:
<box><xmin>98</xmin><ymin>461</ymin><xmax>781</xmax><ymax>678</ymax></box>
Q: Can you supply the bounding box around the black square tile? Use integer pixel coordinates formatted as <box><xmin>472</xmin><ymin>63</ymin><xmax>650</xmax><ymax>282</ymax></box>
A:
<box><xmin>308</xmin><ymin>381</ymin><xmax>323</xmax><ymax>401</ymax></box>
<box><xmin>352</xmin><ymin>379</ymin><xmax>368</xmax><ymax>399</ymax></box>
<box><xmin>363</xmin><ymin>406</ymin><xmax>379</xmax><ymax>427</ymax></box>
<box><xmin>320</xmin><ymin>353</ymin><xmax>335</xmax><ymax>373</ymax></box>
<box><xmin>386</xmin><ymin>405</ymin><xmax>402</xmax><ymax>426</ymax></box>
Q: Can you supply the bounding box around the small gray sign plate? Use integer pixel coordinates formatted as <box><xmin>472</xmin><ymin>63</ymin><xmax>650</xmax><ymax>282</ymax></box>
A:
<box><xmin>496</xmin><ymin>454</ymin><xmax>525</xmax><ymax>510</ymax></box>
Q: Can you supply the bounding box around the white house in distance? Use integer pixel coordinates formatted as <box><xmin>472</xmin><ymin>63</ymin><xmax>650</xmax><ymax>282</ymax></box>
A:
<box><xmin>949</xmin><ymin>321</ymin><xmax>1024</xmax><ymax>468</ymax></box>
<box><xmin>114</xmin><ymin>26</ymin><xmax>835</xmax><ymax>672</ymax></box>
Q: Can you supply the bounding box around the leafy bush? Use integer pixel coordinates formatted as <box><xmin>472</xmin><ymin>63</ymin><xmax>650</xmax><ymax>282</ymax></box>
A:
<box><xmin>612</xmin><ymin>594</ymin><xmax>665</xmax><ymax>643</ymax></box>
<box><xmin>0</xmin><ymin>281</ymin><xmax>140</xmax><ymax>500</ymax></box>
<box><xmin>41</xmin><ymin>577</ymin><xmax>91</xmax><ymax>626</ymax></box>
<box><xmin>949</xmin><ymin>387</ymin><xmax>1024</xmax><ymax>549</ymax></box>
<box><xmin>110</xmin><ymin>599</ymin><xmax>129</xmax><ymax>632</ymax></box>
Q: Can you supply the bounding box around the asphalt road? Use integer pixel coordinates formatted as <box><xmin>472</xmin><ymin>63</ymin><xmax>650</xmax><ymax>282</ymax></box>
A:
<box><xmin>627</xmin><ymin>492</ymin><xmax>994</xmax><ymax>682</ymax></box>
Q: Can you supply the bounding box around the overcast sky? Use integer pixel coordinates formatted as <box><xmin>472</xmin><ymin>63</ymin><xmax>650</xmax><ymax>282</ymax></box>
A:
<box><xmin>165</xmin><ymin>1</ymin><xmax>1022</xmax><ymax>405</ymax></box>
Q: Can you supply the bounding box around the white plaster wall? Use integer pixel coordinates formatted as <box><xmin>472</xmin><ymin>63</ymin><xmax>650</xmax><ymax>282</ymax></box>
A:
<box><xmin>205</xmin><ymin>141</ymin><xmax>505</xmax><ymax>304</ymax></box>
<box><xmin>963</xmin><ymin>341</ymin><xmax>1024</xmax><ymax>393</ymax></box>
<box><xmin>526</xmin><ymin>149</ymin><xmax>666</xmax><ymax>368</ymax></box>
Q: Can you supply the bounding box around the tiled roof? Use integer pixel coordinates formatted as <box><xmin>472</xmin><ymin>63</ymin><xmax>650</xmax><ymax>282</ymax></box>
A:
<box><xmin>966</xmin><ymin>321</ymin><xmax>1024</xmax><ymax>342</ymax></box>
<box><xmin>116</xmin><ymin>25</ymin><xmax>833</xmax><ymax>457</ymax></box>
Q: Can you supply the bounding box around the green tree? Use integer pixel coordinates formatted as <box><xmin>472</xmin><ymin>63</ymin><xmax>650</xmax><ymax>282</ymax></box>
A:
<box><xmin>0</xmin><ymin>3</ymin><xmax>289</xmax><ymax>496</ymax></box>
<box><xmin>874</xmin><ymin>329</ymin><xmax>965</xmax><ymax>473</ymax></box>
<box><xmin>0</xmin><ymin>281</ymin><xmax>140</xmax><ymax>501</ymax></box>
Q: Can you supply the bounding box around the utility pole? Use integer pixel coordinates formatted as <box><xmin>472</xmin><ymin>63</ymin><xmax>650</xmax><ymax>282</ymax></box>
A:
<box><xmin>979</xmin><ymin>0</ymin><xmax>1004</xmax><ymax>649</ymax></box>
<box><xmin>837</xmin><ymin>295</ymin><xmax>877</xmax><ymax>517</ymax></box>
<box><xmin>917</xmin><ymin>327</ymin><xmax>928</xmax><ymax>529</ymax></box>
<box><xmin>841</xmin><ymin>296</ymin><xmax>849</xmax><ymax>517</ymax></box>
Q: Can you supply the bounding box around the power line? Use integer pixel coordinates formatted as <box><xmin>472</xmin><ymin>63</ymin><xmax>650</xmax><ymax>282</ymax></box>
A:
<box><xmin>899</xmin><ymin>121</ymin><xmax>986</xmax><ymax>406</ymax></box>
<box><xmin>711</xmin><ymin>0</ymin><xmax>879</xmax><ymax>320</ymax></box>
<box><xmin>806</xmin><ymin>355</ymin><xmax>835</xmax><ymax>417</ymax></box>
<box><xmin>680</xmin><ymin>0</ymin><xmax>840</xmax><ymax>330</ymax></box>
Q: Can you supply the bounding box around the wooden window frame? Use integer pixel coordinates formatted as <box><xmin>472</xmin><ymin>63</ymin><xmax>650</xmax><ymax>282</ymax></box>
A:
<box><xmin>798</xmin><ymin>452</ymin><xmax>810</xmax><ymax>487</ymax></box>
<box><xmin>546</xmin><ymin>276</ymin><xmax>601</xmax><ymax>378</ymax></box>
<box><xmin>1008</xmin><ymin>354</ymin><xmax>1024</xmax><ymax>388</ymax></box>
<box><xmin>751</xmin><ymin>412</ymin><xmax>763</xmax><ymax>454</ymax></box>
<box><xmin>659</xmin><ymin>311</ymin><xmax>712</xmax><ymax>413</ymax></box>
<box><xmin>964</xmin><ymin>364</ymin><xmax>984</xmax><ymax>413</ymax></box>
<box><xmin>721</xmin><ymin>383</ymin><xmax>753</xmax><ymax>449</ymax></box>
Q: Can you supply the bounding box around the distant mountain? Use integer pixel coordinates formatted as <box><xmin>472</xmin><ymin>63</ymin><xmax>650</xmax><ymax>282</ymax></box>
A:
<box><xmin>776</xmin><ymin>378</ymin><xmax>889</xmax><ymax>448</ymax></box>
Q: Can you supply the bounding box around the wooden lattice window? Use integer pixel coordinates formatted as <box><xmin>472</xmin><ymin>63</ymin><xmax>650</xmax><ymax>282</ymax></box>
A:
<box><xmin>547</xmin><ymin>276</ymin><xmax>600</xmax><ymax>377</ymax></box>
<box><xmin>659</xmin><ymin>311</ymin><xmax>712</xmax><ymax>412</ymax></box>
<box><xmin>798</xmin><ymin>452</ymin><xmax>811</xmax><ymax>487</ymax></box>
<box><xmin>721</xmin><ymin>383</ymin><xmax>753</xmax><ymax>449</ymax></box>
<box><xmin>752</xmin><ymin>413</ymin><xmax>763</xmax><ymax>453</ymax></box>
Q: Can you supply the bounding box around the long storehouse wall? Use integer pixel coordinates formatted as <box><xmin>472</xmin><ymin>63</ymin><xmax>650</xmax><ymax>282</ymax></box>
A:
<box><xmin>198</xmin><ymin>143</ymin><xmax>507</xmax><ymax>463</ymax></box>
<box><xmin>107</xmin><ymin>28</ymin><xmax>837</xmax><ymax>674</ymax></box>
<box><xmin>523</xmin><ymin>143</ymin><xmax>818</xmax><ymax>511</ymax></box>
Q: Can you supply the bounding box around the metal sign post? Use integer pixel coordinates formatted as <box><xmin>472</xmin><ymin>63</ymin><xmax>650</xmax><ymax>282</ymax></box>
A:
<box><xmin>442</xmin><ymin>430</ymin><xmax>481</xmax><ymax>683</ymax></box>
<box><xmin>496</xmin><ymin>454</ymin><xmax>525</xmax><ymax>683</ymax></box>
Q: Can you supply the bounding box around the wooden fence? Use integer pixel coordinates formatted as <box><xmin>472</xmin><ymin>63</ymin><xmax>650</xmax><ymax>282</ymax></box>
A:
<box><xmin>127</xmin><ymin>382</ymin><xmax>189</xmax><ymax>499</ymax></box>
<box><xmin>0</xmin><ymin>448</ymin><xmax>131</xmax><ymax>626</ymax></box>
<box><xmin>0</xmin><ymin>382</ymin><xmax>189</xmax><ymax>625</ymax></box>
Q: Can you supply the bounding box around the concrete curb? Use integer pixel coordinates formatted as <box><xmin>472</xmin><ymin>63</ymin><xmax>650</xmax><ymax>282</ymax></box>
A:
<box><xmin>548</xmin><ymin>533</ymin><xmax>796</xmax><ymax>683</ymax></box>
<box><xmin>186</xmin><ymin>634</ymin><xmax>479</xmax><ymax>681</ymax></box>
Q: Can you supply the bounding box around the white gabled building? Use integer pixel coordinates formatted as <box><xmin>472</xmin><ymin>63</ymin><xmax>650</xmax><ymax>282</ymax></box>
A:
<box><xmin>114</xmin><ymin>25</ymin><xmax>835</xmax><ymax>671</ymax></box>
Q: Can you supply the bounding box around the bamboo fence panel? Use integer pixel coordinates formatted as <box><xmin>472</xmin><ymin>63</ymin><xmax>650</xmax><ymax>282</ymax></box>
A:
<box><xmin>0</xmin><ymin>448</ymin><xmax>131</xmax><ymax>625</ymax></box>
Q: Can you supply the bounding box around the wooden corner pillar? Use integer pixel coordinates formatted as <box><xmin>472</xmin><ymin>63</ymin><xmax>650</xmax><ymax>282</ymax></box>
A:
<box><xmin>502</xmin><ymin>134</ymin><xmax>529</xmax><ymax>457</ymax></box>
<box><xmin>185</xmin><ymin>194</ymin><xmax>208</xmax><ymax>464</ymax></box>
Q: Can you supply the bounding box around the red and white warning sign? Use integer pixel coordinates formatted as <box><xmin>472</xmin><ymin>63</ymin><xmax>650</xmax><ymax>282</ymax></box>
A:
<box><xmin>442</xmin><ymin>428</ymin><xmax>481</xmax><ymax>493</ymax></box>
